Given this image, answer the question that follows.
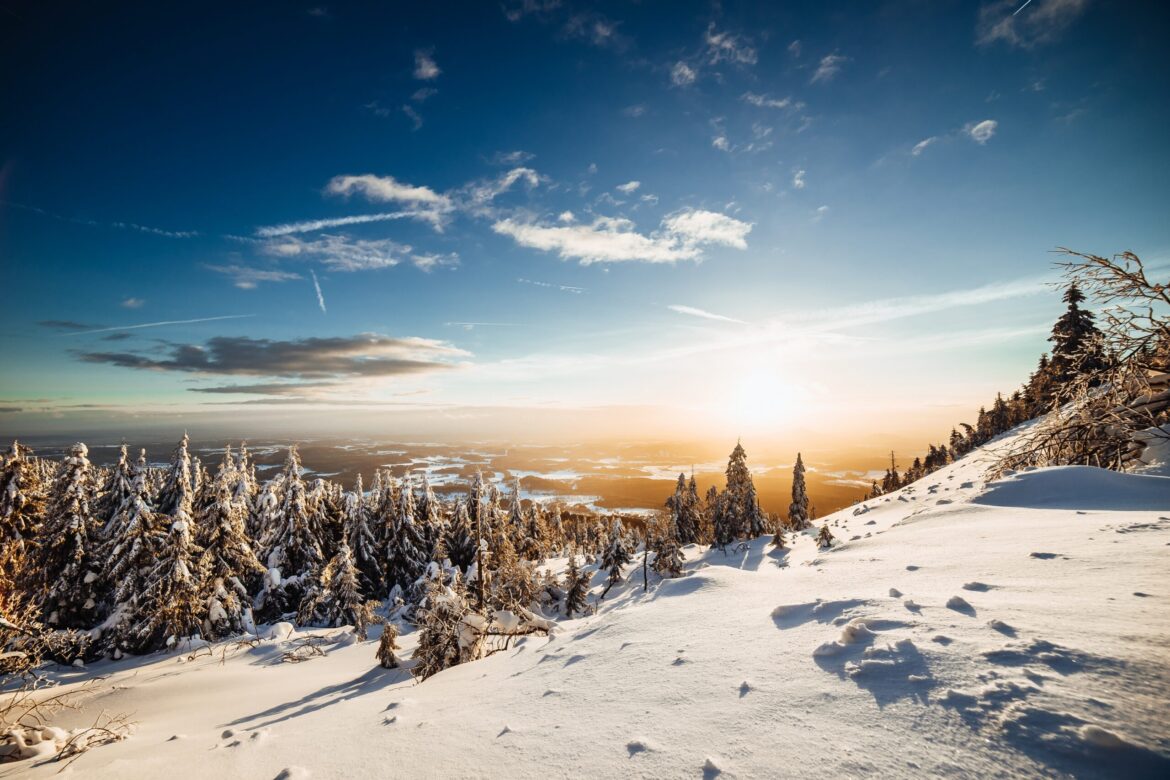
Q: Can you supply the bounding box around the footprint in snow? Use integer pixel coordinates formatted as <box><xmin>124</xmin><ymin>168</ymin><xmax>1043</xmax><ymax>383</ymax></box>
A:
<box><xmin>273</xmin><ymin>769</ymin><xmax>310</xmax><ymax>780</ymax></box>
<box><xmin>962</xmin><ymin>582</ymin><xmax>993</xmax><ymax>592</ymax></box>
<box><xmin>889</xmin><ymin>588</ymin><xmax>902</xmax><ymax>598</ymax></box>
<box><xmin>906</xmin><ymin>565</ymin><xmax>921</xmax><ymax>571</ymax></box>
<box><xmin>1029</xmin><ymin>552</ymin><xmax>1062</xmax><ymax>560</ymax></box>
<box><xmin>703</xmin><ymin>758</ymin><xmax>724</xmax><ymax>779</ymax></box>
<box><xmin>627</xmin><ymin>740</ymin><xmax>650</xmax><ymax>756</ymax></box>
<box><xmin>946</xmin><ymin>595</ymin><xmax>976</xmax><ymax>616</ymax></box>
<box><xmin>739</xmin><ymin>681</ymin><xmax>752</xmax><ymax>697</ymax></box>
<box><xmin>987</xmin><ymin>619</ymin><xmax>1016</xmax><ymax>637</ymax></box>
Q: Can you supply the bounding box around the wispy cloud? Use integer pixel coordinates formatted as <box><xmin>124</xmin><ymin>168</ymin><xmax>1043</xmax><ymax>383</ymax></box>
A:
<box><xmin>811</xmin><ymin>53</ymin><xmax>847</xmax><ymax>84</ymax></box>
<box><xmin>704</xmin><ymin>24</ymin><xmax>756</xmax><ymax>66</ymax></box>
<box><xmin>402</xmin><ymin>104</ymin><xmax>424</xmax><ymax>131</ymax></box>
<box><xmin>61</xmin><ymin>314</ymin><xmax>256</xmax><ymax>336</ymax></box>
<box><xmin>205</xmin><ymin>264</ymin><xmax>303</xmax><ymax>289</ymax></box>
<box><xmin>615</xmin><ymin>180</ymin><xmax>640</xmax><ymax>194</ymax></box>
<box><xmin>622</xmin><ymin>104</ymin><xmax>646</xmax><ymax>118</ymax></box>
<box><xmin>670</xmin><ymin>61</ymin><xmax>696</xmax><ymax>86</ymax></box>
<box><xmin>3</xmin><ymin>200</ymin><xmax>198</xmax><ymax>238</ymax></box>
<box><xmin>517</xmin><ymin>277</ymin><xmax>586</xmax><ymax>294</ymax></box>
<box><xmin>325</xmin><ymin>173</ymin><xmax>453</xmax><ymax>228</ymax></box>
<box><xmin>411</xmin><ymin>252</ymin><xmax>459</xmax><ymax>272</ymax></box>
<box><xmin>262</xmin><ymin>234</ymin><xmax>411</xmax><ymax>272</ymax></box>
<box><xmin>911</xmin><ymin>136</ymin><xmax>938</xmax><ymax>156</ymax></box>
<box><xmin>792</xmin><ymin>170</ymin><xmax>806</xmax><ymax>189</ymax></box>
<box><xmin>977</xmin><ymin>0</ymin><xmax>1089</xmax><ymax>48</ymax></box>
<box><xmin>668</xmin><ymin>304</ymin><xmax>747</xmax><ymax>325</ymax></box>
<box><xmin>492</xmin><ymin>208</ymin><xmax>751</xmax><ymax>265</ymax></box>
<box><xmin>965</xmin><ymin>119</ymin><xmax>998</xmax><ymax>144</ymax></box>
<box><xmin>310</xmin><ymin>270</ymin><xmax>327</xmax><ymax>314</ymax></box>
<box><xmin>255</xmin><ymin>211</ymin><xmax>415</xmax><ymax>237</ymax></box>
<box><xmin>742</xmin><ymin>92</ymin><xmax>794</xmax><ymax>109</ymax></box>
<box><xmin>413</xmin><ymin>49</ymin><xmax>441</xmax><ymax>80</ymax></box>
<box><xmin>120</xmin><ymin>297</ymin><xmax>144</xmax><ymax>309</ymax></box>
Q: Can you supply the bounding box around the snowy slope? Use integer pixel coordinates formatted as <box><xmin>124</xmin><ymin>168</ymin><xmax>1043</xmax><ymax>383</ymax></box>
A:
<box><xmin>6</xmin><ymin>429</ymin><xmax>1170</xmax><ymax>779</ymax></box>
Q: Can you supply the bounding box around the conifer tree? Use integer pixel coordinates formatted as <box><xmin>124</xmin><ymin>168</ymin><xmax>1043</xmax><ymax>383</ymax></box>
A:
<box><xmin>1049</xmin><ymin>282</ymin><xmax>1106</xmax><ymax>390</ymax></box>
<box><xmin>38</xmin><ymin>443</ymin><xmax>102</xmax><ymax>629</ymax></box>
<box><xmin>376</xmin><ymin>623</ymin><xmax>401</xmax><ymax>668</ymax></box>
<box><xmin>0</xmin><ymin>441</ymin><xmax>44</xmax><ymax>551</ymax></box>
<box><xmin>256</xmin><ymin>445</ymin><xmax>326</xmax><ymax>621</ymax></box>
<box><xmin>652</xmin><ymin>520</ymin><xmax>684</xmax><ymax>578</ymax></box>
<box><xmin>665</xmin><ymin>473</ymin><xmax>702</xmax><ymax>545</ymax></box>
<box><xmin>563</xmin><ymin>551</ymin><xmax>589</xmax><ymax>617</ymax></box>
<box><xmin>130</xmin><ymin>510</ymin><xmax>205</xmax><ymax>652</ymax></box>
<box><xmin>156</xmin><ymin>433</ymin><xmax>195</xmax><ymax>518</ymax></box>
<box><xmin>386</xmin><ymin>479</ymin><xmax>427</xmax><ymax>594</ymax></box>
<box><xmin>99</xmin><ymin>443</ymin><xmax>135</xmax><ymax>531</ymax></box>
<box><xmin>722</xmin><ymin>442</ymin><xmax>767</xmax><ymax>541</ymax></box>
<box><xmin>599</xmin><ymin>519</ymin><xmax>632</xmax><ymax>597</ymax></box>
<box><xmin>105</xmin><ymin>450</ymin><xmax>162</xmax><ymax>652</ymax></box>
<box><xmin>787</xmin><ymin>453</ymin><xmax>811</xmax><ymax>531</ymax></box>
<box><xmin>519</xmin><ymin>501</ymin><xmax>546</xmax><ymax>562</ymax></box>
<box><xmin>309</xmin><ymin>541</ymin><xmax>376</xmax><ymax>637</ymax></box>
<box><xmin>444</xmin><ymin>502</ymin><xmax>476</xmax><ymax>572</ymax></box>
<box><xmin>343</xmin><ymin>474</ymin><xmax>383</xmax><ymax>597</ymax></box>
<box><xmin>816</xmin><ymin>523</ymin><xmax>835</xmax><ymax>550</ymax></box>
<box><xmin>411</xmin><ymin>577</ymin><xmax>476</xmax><ymax>681</ymax></box>
<box><xmin>197</xmin><ymin>450</ymin><xmax>264</xmax><ymax>638</ymax></box>
<box><xmin>233</xmin><ymin>441</ymin><xmax>258</xmax><ymax>510</ymax></box>
<box><xmin>416</xmin><ymin>474</ymin><xmax>445</xmax><ymax>559</ymax></box>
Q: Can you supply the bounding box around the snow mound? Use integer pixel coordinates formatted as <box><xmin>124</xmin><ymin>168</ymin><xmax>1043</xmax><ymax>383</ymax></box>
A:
<box><xmin>973</xmin><ymin>466</ymin><xmax>1170</xmax><ymax>510</ymax></box>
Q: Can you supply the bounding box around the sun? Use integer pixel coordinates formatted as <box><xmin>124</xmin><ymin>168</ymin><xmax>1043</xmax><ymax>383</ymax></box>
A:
<box><xmin>719</xmin><ymin>365</ymin><xmax>803</xmax><ymax>432</ymax></box>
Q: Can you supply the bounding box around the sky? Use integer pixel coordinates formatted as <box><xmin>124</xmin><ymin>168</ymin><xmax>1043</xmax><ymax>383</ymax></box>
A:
<box><xmin>1</xmin><ymin>0</ymin><xmax>1168</xmax><ymax>447</ymax></box>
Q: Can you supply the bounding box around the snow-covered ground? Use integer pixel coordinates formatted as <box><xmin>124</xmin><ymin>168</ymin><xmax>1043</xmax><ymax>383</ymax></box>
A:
<box><xmin>6</xmin><ymin>429</ymin><xmax>1170</xmax><ymax>778</ymax></box>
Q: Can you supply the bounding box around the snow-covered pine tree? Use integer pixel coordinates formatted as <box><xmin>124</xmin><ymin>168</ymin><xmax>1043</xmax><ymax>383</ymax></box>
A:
<box><xmin>652</xmin><ymin>516</ymin><xmax>684</xmax><ymax>578</ymax></box>
<box><xmin>599</xmin><ymin>518</ymin><xmax>632</xmax><ymax>597</ymax></box>
<box><xmin>255</xmin><ymin>445</ymin><xmax>326</xmax><ymax>622</ymax></box>
<box><xmin>411</xmin><ymin>577</ymin><xmax>476</xmax><ymax>681</ymax></box>
<box><xmin>444</xmin><ymin>502</ymin><xmax>476</xmax><ymax>572</ymax></box>
<box><xmin>722</xmin><ymin>442</ymin><xmax>767</xmax><ymax>541</ymax></box>
<box><xmin>787</xmin><ymin>452</ymin><xmax>811</xmax><ymax>531</ymax></box>
<box><xmin>104</xmin><ymin>449</ymin><xmax>162</xmax><ymax>652</ymax></box>
<box><xmin>489</xmin><ymin>535</ymin><xmax>534</xmax><ymax>612</ymax></box>
<box><xmin>99</xmin><ymin>443</ymin><xmax>135</xmax><ymax>532</ymax></box>
<box><xmin>233</xmin><ymin>441</ymin><xmax>258</xmax><ymax>512</ymax></box>
<box><xmin>520</xmin><ymin>500</ymin><xmax>546</xmax><ymax>562</ymax></box>
<box><xmin>507</xmin><ymin>478</ymin><xmax>526</xmax><ymax>549</ymax></box>
<box><xmin>376</xmin><ymin>623</ymin><xmax>401</xmax><ymax>668</ymax></box>
<box><xmin>197</xmin><ymin>449</ymin><xmax>264</xmax><ymax>639</ymax></box>
<box><xmin>415</xmin><ymin>473</ymin><xmax>445</xmax><ymax>561</ymax></box>
<box><xmin>563</xmin><ymin>551</ymin><xmax>589</xmax><ymax>618</ymax></box>
<box><xmin>156</xmin><ymin>433</ymin><xmax>195</xmax><ymax>518</ymax></box>
<box><xmin>310</xmin><ymin>541</ymin><xmax>376</xmax><ymax>638</ymax></box>
<box><xmin>665</xmin><ymin>472</ymin><xmax>702</xmax><ymax>545</ymax></box>
<box><xmin>0</xmin><ymin>440</ymin><xmax>44</xmax><ymax>551</ymax></box>
<box><xmin>386</xmin><ymin>478</ymin><xmax>427</xmax><ymax>596</ymax></box>
<box><xmin>816</xmin><ymin>524</ymin><xmax>835</xmax><ymax>550</ymax></box>
<box><xmin>38</xmin><ymin>443</ymin><xmax>102</xmax><ymax>629</ymax></box>
<box><xmin>128</xmin><ymin>509</ymin><xmax>205</xmax><ymax>652</ymax></box>
<box><xmin>250</xmin><ymin>475</ymin><xmax>284</xmax><ymax>557</ymax></box>
<box><xmin>343</xmin><ymin>474</ymin><xmax>383</xmax><ymax>598</ymax></box>
<box><xmin>709</xmin><ymin>487</ymin><xmax>734</xmax><ymax>551</ymax></box>
<box><xmin>1049</xmin><ymin>282</ymin><xmax>1106</xmax><ymax>392</ymax></box>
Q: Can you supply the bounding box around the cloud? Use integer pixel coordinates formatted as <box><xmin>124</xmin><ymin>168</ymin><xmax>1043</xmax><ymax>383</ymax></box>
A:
<box><xmin>310</xmin><ymin>270</ymin><xmax>326</xmax><ymax>314</ymax></box>
<box><xmin>977</xmin><ymin>0</ymin><xmax>1089</xmax><ymax>48</ymax></box>
<box><xmin>325</xmin><ymin>173</ymin><xmax>453</xmax><ymax>228</ymax></box>
<box><xmin>502</xmin><ymin>0</ymin><xmax>561</xmax><ymax>23</ymax></box>
<box><xmin>792</xmin><ymin>170</ymin><xmax>806</xmax><ymax>189</ymax></box>
<box><xmin>489</xmin><ymin>150</ymin><xmax>535</xmax><ymax>166</ymax></box>
<box><xmin>564</xmin><ymin>13</ymin><xmax>626</xmax><ymax>49</ymax></box>
<box><xmin>205</xmin><ymin>264</ymin><xmax>303</xmax><ymax>289</ymax></box>
<box><xmin>402</xmin><ymin>104</ymin><xmax>423</xmax><ymax>131</ymax></box>
<box><xmin>615</xmin><ymin>180</ymin><xmax>640</xmax><ymax>195</ymax></box>
<box><xmin>668</xmin><ymin>304</ymin><xmax>747</xmax><ymax>325</ymax></box>
<box><xmin>78</xmin><ymin>333</ymin><xmax>469</xmax><ymax>379</ymax></box>
<box><xmin>911</xmin><ymin>136</ymin><xmax>938</xmax><ymax>156</ymax></box>
<box><xmin>189</xmin><ymin>382</ymin><xmax>338</xmax><ymax>396</ymax></box>
<box><xmin>813</xmin><ymin>205</ymin><xmax>829</xmax><ymax>222</ymax></box>
<box><xmin>558</xmin><ymin>211</ymin><xmax>575</xmax><ymax>223</ymax></box>
<box><xmin>811</xmin><ymin>53</ymin><xmax>847</xmax><ymax>84</ymax></box>
<box><xmin>458</xmin><ymin>167</ymin><xmax>543</xmax><ymax>216</ymax></box>
<box><xmin>411</xmin><ymin>87</ymin><xmax>438</xmax><ymax>102</ymax></box>
<box><xmin>965</xmin><ymin>119</ymin><xmax>998</xmax><ymax>144</ymax></box>
<box><xmin>261</xmin><ymin>234</ymin><xmax>411</xmax><ymax>272</ymax></box>
<box><xmin>110</xmin><ymin>222</ymin><xmax>199</xmax><ymax>238</ymax></box>
<box><xmin>411</xmin><ymin>252</ymin><xmax>459</xmax><ymax>272</ymax></box>
<box><xmin>788</xmin><ymin>40</ymin><xmax>802</xmax><ymax>58</ymax></box>
<box><xmin>517</xmin><ymin>277</ymin><xmax>586</xmax><ymax>294</ymax></box>
<box><xmin>742</xmin><ymin>92</ymin><xmax>793</xmax><ymax>110</ymax></box>
<box><xmin>59</xmin><ymin>314</ymin><xmax>255</xmax><ymax>336</ymax></box>
<box><xmin>120</xmin><ymin>297</ymin><xmax>145</xmax><ymax>309</ymax></box>
<box><xmin>492</xmin><ymin>208</ymin><xmax>751</xmax><ymax>265</ymax></box>
<box><xmin>622</xmin><ymin>104</ymin><xmax>646</xmax><ymax>118</ymax></box>
<box><xmin>712</xmin><ymin>134</ymin><xmax>730</xmax><ymax>152</ymax></box>
<box><xmin>254</xmin><ymin>211</ymin><xmax>417</xmax><ymax>237</ymax></box>
<box><xmin>705</xmin><ymin>24</ymin><xmax>757</xmax><ymax>65</ymax></box>
<box><xmin>670</xmin><ymin>61</ymin><xmax>696</xmax><ymax>86</ymax></box>
<box><xmin>39</xmin><ymin>319</ymin><xmax>98</xmax><ymax>332</ymax></box>
<box><xmin>413</xmin><ymin>49</ymin><xmax>441</xmax><ymax>80</ymax></box>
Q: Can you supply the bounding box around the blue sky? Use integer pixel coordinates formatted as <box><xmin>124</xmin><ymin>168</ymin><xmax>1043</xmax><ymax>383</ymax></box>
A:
<box><xmin>1</xmin><ymin>0</ymin><xmax>1167</xmax><ymax>443</ymax></box>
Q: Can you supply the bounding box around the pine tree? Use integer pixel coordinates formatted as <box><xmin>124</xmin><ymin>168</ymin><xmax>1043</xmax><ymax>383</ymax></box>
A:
<box><xmin>0</xmin><ymin>441</ymin><xmax>44</xmax><ymax>552</ymax></box>
<box><xmin>105</xmin><ymin>450</ymin><xmax>163</xmax><ymax>652</ymax></box>
<box><xmin>99</xmin><ymin>443</ymin><xmax>135</xmax><ymax>532</ymax></box>
<box><xmin>416</xmin><ymin>474</ymin><xmax>445</xmax><ymax>560</ymax></box>
<box><xmin>156</xmin><ymin>433</ymin><xmax>195</xmax><ymax>518</ymax></box>
<box><xmin>599</xmin><ymin>519</ymin><xmax>632</xmax><ymax>597</ymax></box>
<box><xmin>386</xmin><ymin>479</ymin><xmax>427</xmax><ymax>595</ymax></box>
<box><xmin>197</xmin><ymin>449</ymin><xmax>264</xmax><ymax>638</ymax></box>
<box><xmin>652</xmin><ymin>520</ymin><xmax>684</xmax><ymax>578</ymax></box>
<box><xmin>816</xmin><ymin>524</ymin><xmax>835</xmax><ymax>550</ymax></box>
<box><xmin>722</xmin><ymin>441</ymin><xmax>767</xmax><ymax>541</ymax></box>
<box><xmin>787</xmin><ymin>452</ymin><xmax>810</xmax><ymax>531</ymax></box>
<box><xmin>444</xmin><ymin>502</ymin><xmax>476</xmax><ymax>572</ymax></box>
<box><xmin>1049</xmin><ymin>282</ymin><xmax>1106</xmax><ymax>391</ymax></box>
<box><xmin>130</xmin><ymin>511</ymin><xmax>205</xmax><ymax>652</ymax></box>
<box><xmin>665</xmin><ymin>473</ymin><xmax>701</xmax><ymax>546</ymax></box>
<box><xmin>38</xmin><ymin>443</ymin><xmax>102</xmax><ymax>629</ymax></box>
<box><xmin>343</xmin><ymin>474</ymin><xmax>383</xmax><ymax>598</ymax></box>
<box><xmin>311</xmin><ymin>541</ymin><xmax>376</xmax><ymax>637</ymax></box>
<box><xmin>411</xmin><ymin>577</ymin><xmax>476</xmax><ymax>681</ymax></box>
<box><xmin>256</xmin><ymin>445</ymin><xmax>326</xmax><ymax>621</ymax></box>
<box><xmin>563</xmin><ymin>551</ymin><xmax>589</xmax><ymax>618</ymax></box>
<box><xmin>376</xmin><ymin>623</ymin><xmax>401</xmax><ymax>668</ymax></box>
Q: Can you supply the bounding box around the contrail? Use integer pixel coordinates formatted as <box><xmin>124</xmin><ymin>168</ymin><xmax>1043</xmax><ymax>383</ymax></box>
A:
<box><xmin>1013</xmin><ymin>0</ymin><xmax>1033</xmax><ymax>15</ymax></box>
<box><xmin>311</xmin><ymin>270</ymin><xmax>327</xmax><ymax>314</ymax></box>
<box><xmin>64</xmin><ymin>314</ymin><xmax>255</xmax><ymax>335</ymax></box>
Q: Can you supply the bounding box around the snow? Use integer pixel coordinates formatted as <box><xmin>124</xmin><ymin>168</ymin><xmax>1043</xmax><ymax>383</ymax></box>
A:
<box><xmin>7</xmin><ymin>426</ymin><xmax>1170</xmax><ymax>778</ymax></box>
